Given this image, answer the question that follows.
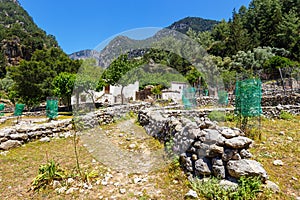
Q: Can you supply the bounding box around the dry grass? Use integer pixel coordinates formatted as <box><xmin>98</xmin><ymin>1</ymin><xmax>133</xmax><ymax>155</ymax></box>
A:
<box><xmin>0</xmin><ymin>120</ymin><xmax>190</xmax><ymax>200</ymax></box>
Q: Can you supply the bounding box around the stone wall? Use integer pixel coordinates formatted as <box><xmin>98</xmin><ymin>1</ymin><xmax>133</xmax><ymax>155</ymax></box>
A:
<box><xmin>0</xmin><ymin>103</ymin><xmax>151</xmax><ymax>150</ymax></box>
<box><xmin>138</xmin><ymin>108</ymin><xmax>268</xmax><ymax>183</ymax></box>
<box><xmin>0</xmin><ymin>119</ymin><xmax>73</xmax><ymax>150</ymax></box>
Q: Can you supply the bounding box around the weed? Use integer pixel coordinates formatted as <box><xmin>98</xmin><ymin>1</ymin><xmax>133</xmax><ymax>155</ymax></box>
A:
<box><xmin>30</xmin><ymin>160</ymin><xmax>66</xmax><ymax>191</ymax></box>
<box><xmin>279</xmin><ymin>111</ymin><xmax>294</xmax><ymax>120</ymax></box>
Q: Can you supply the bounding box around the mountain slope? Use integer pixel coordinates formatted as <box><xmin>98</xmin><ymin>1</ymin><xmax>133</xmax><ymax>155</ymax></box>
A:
<box><xmin>69</xmin><ymin>16</ymin><xmax>218</xmax><ymax>65</ymax></box>
<box><xmin>0</xmin><ymin>0</ymin><xmax>59</xmax><ymax>75</ymax></box>
<box><xmin>167</xmin><ymin>17</ymin><xmax>219</xmax><ymax>34</ymax></box>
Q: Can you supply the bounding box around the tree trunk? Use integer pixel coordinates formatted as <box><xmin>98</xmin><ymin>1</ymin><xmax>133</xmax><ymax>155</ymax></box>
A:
<box><xmin>121</xmin><ymin>85</ymin><xmax>124</xmax><ymax>105</ymax></box>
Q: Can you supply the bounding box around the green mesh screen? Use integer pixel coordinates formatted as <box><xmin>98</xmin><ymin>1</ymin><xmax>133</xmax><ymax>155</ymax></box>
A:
<box><xmin>0</xmin><ymin>103</ymin><xmax>4</xmax><ymax>116</ymax></box>
<box><xmin>182</xmin><ymin>87</ymin><xmax>197</xmax><ymax>109</ymax></box>
<box><xmin>235</xmin><ymin>79</ymin><xmax>262</xmax><ymax>117</ymax></box>
<box><xmin>218</xmin><ymin>90</ymin><xmax>228</xmax><ymax>105</ymax></box>
<box><xmin>14</xmin><ymin>104</ymin><xmax>25</xmax><ymax>116</ymax></box>
<box><xmin>46</xmin><ymin>99</ymin><xmax>58</xmax><ymax>119</ymax></box>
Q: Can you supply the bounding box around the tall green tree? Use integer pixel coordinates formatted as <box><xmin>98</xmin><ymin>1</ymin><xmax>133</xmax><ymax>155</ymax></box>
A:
<box><xmin>101</xmin><ymin>55</ymin><xmax>145</xmax><ymax>104</ymax></box>
<box><xmin>52</xmin><ymin>72</ymin><xmax>76</xmax><ymax>108</ymax></box>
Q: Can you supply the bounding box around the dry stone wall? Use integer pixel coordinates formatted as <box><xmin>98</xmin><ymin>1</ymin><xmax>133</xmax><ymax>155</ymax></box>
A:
<box><xmin>138</xmin><ymin>108</ymin><xmax>269</xmax><ymax>183</ymax></box>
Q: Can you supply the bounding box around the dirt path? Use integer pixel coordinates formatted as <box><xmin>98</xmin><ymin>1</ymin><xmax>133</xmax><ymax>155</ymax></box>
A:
<box><xmin>80</xmin><ymin>119</ymin><xmax>167</xmax><ymax>174</ymax></box>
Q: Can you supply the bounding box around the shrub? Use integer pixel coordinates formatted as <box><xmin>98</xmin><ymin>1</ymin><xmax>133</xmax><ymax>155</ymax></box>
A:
<box><xmin>208</xmin><ymin>111</ymin><xmax>226</xmax><ymax>122</ymax></box>
<box><xmin>191</xmin><ymin>176</ymin><xmax>263</xmax><ymax>200</ymax></box>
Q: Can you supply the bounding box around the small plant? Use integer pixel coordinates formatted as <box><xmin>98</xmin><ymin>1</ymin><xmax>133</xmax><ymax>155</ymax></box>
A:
<box><xmin>191</xmin><ymin>176</ymin><xmax>263</xmax><ymax>200</ymax></box>
<box><xmin>208</xmin><ymin>111</ymin><xmax>226</xmax><ymax>122</ymax></box>
<box><xmin>30</xmin><ymin>160</ymin><xmax>66</xmax><ymax>191</ymax></box>
<box><xmin>230</xmin><ymin>176</ymin><xmax>262</xmax><ymax>200</ymax></box>
<box><xmin>279</xmin><ymin>111</ymin><xmax>294</xmax><ymax>120</ymax></box>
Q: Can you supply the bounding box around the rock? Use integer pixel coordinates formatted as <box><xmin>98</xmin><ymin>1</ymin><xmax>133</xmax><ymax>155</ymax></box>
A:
<box><xmin>9</xmin><ymin>133</ymin><xmax>28</xmax><ymax>140</ymax></box>
<box><xmin>56</xmin><ymin>186</ymin><xmax>67</xmax><ymax>194</ymax></box>
<box><xmin>67</xmin><ymin>178</ymin><xmax>75</xmax><ymax>184</ymax></box>
<box><xmin>212</xmin><ymin>157</ymin><xmax>223</xmax><ymax>166</ymax></box>
<box><xmin>0</xmin><ymin>140</ymin><xmax>22</xmax><ymax>150</ymax></box>
<box><xmin>101</xmin><ymin>180</ymin><xmax>108</xmax><ymax>186</ymax></box>
<box><xmin>128</xmin><ymin>143</ymin><xmax>136</xmax><ymax>149</ymax></box>
<box><xmin>52</xmin><ymin>180</ymin><xmax>61</xmax><ymax>189</ymax></box>
<box><xmin>279</xmin><ymin>131</ymin><xmax>285</xmax><ymax>136</ymax></box>
<box><xmin>66</xmin><ymin>187</ymin><xmax>79</xmax><ymax>194</ymax></box>
<box><xmin>195</xmin><ymin>158</ymin><xmax>211</xmax><ymax>176</ymax></box>
<box><xmin>203</xmin><ymin>129</ymin><xmax>222</xmax><ymax>144</ymax></box>
<box><xmin>119</xmin><ymin>188</ymin><xmax>126</xmax><ymax>194</ymax></box>
<box><xmin>83</xmin><ymin>182</ymin><xmax>92</xmax><ymax>189</ymax></box>
<box><xmin>181</xmin><ymin>155</ymin><xmax>193</xmax><ymax>172</ymax></box>
<box><xmin>265</xmin><ymin>180</ymin><xmax>280</xmax><ymax>193</ymax></box>
<box><xmin>273</xmin><ymin>160</ymin><xmax>284</xmax><ymax>166</ymax></box>
<box><xmin>190</xmin><ymin>154</ymin><xmax>197</xmax><ymax>161</ymax></box>
<box><xmin>212</xmin><ymin>165</ymin><xmax>226</xmax><ymax>179</ymax></box>
<box><xmin>196</xmin><ymin>143</ymin><xmax>210</xmax><ymax>158</ymax></box>
<box><xmin>221</xmin><ymin>128</ymin><xmax>239</xmax><ymax>139</ymax></box>
<box><xmin>240</xmin><ymin>149</ymin><xmax>253</xmax><ymax>158</ymax></box>
<box><xmin>133</xmin><ymin>177</ymin><xmax>142</xmax><ymax>184</ymax></box>
<box><xmin>224</xmin><ymin>136</ymin><xmax>253</xmax><ymax>149</ymax></box>
<box><xmin>227</xmin><ymin>159</ymin><xmax>268</xmax><ymax>182</ymax></box>
<box><xmin>222</xmin><ymin>149</ymin><xmax>238</xmax><ymax>162</ymax></box>
<box><xmin>208</xmin><ymin>144</ymin><xmax>224</xmax><ymax>157</ymax></box>
<box><xmin>219</xmin><ymin>180</ymin><xmax>238</xmax><ymax>190</ymax></box>
<box><xmin>287</xmin><ymin>136</ymin><xmax>293</xmax><ymax>141</ymax></box>
<box><xmin>0</xmin><ymin>137</ymin><xmax>8</xmax><ymax>143</ymax></box>
<box><xmin>0</xmin><ymin>128</ymin><xmax>15</xmax><ymax>137</ymax></box>
<box><xmin>185</xmin><ymin>189</ymin><xmax>198</xmax><ymax>199</ymax></box>
<box><xmin>40</xmin><ymin>137</ymin><xmax>50</xmax><ymax>142</ymax></box>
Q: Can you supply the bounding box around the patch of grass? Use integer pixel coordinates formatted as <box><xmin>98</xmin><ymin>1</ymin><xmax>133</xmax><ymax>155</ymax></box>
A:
<box><xmin>208</xmin><ymin>110</ymin><xmax>226</xmax><ymax>122</ymax></box>
<box><xmin>279</xmin><ymin>111</ymin><xmax>294</xmax><ymax>120</ymax></box>
<box><xmin>191</xmin><ymin>176</ymin><xmax>264</xmax><ymax>200</ymax></box>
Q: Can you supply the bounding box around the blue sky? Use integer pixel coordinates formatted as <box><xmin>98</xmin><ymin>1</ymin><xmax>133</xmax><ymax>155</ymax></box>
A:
<box><xmin>18</xmin><ymin>0</ymin><xmax>252</xmax><ymax>54</ymax></box>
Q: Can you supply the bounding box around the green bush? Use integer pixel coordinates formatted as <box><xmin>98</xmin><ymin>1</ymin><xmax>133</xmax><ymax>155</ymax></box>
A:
<box><xmin>279</xmin><ymin>111</ymin><xmax>294</xmax><ymax>120</ymax></box>
<box><xmin>191</xmin><ymin>176</ymin><xmax>263</xmax><ymax>200</ymax></box>
<box><xmin>208</xmin><ymin>111</ymin><xmax>225</xmax><ymax>122</ymax></box>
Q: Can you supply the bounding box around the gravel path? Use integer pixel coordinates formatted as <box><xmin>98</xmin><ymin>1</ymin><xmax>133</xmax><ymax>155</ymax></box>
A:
<box><xmin>80</xmin><ymin>119</ymin><xmax>167</xmax><ymax>174</ymax></box>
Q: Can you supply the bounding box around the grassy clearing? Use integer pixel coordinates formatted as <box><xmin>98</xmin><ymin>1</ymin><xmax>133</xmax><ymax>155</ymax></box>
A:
<box><xmin>0</xmin><ymin>115</ymin><xmax>299</xmax><ymax>199</ymax></box>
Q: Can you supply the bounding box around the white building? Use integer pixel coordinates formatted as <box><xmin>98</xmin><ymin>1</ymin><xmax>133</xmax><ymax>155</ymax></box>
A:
<box><xmin>161</xmin><ymin>81</ymin><xmax>189</xmax><ymax>102</ymax></box>
<box><xmin>71</xmin><ymin>81</ymin><xmax>139</xmax><ymax>105</ymax></box>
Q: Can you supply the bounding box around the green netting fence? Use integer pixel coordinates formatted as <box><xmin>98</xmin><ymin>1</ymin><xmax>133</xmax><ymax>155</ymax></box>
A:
<box><xmin>46</xmin><ymin>98</ymin><xmax>58</xmax><ymax>119</ymax></box>
<box><xmin>218</xmin><ymin>90</ymin><xmax>228</xmax><ymax>105</ymax></box>
<box><xmin>235</xmin><ymin>78</ymin><xmax>262</xmax><ymax>117</ymax></box>
<box><xmin>14</xmin><ymin>104</ymin><xmax>25</xmax><ymax>116</ymax></box>
<box><xmin>182</xmin><ymin>87</ymin><xmax>197</xmax><ymax>109</ymax></box>
<box><xmin>0</xmin><ymin>103</ymin><xmax>4</xmax><ymax>116</ymax></box>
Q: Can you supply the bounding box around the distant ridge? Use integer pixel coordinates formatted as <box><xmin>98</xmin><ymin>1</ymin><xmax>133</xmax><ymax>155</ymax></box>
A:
<box><xmin>69</xmin><ymin>17</ymin><xmax>219</xmax><ymax>65</ymax></box>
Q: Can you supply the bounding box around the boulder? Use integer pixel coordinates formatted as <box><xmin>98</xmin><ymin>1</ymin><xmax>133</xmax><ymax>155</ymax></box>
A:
<box><xmin>227</xmin><ymin>159</ymin><xmax>268</xmax><ymax>182</ymax></box>
<box><xmin>9</xmin><ymin>133</ymin><xmax>28</xmax><ymax>141</ymax></box>
<box><xmin>221</xmin><ymin>128</ymin><xmax>240</xmax><ymax>139</ymax></box>
<box><xmin>0</xmin><ymin>140</ymin><xmax>22</xmax><ymax>150</ymax></box>
<box><xmin>224</xmin><ymin>136</ymin><xmax>253</xmax><ymax>149</ymax></box>
<box><xmin>195</xmin><ymin>158</ymin><xmax>211</xmax><ymax>176</ymax></box>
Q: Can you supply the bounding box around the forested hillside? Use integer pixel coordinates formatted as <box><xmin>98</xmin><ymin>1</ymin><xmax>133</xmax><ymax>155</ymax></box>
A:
<box><xmin>0</xmin><ymin>0</ymin><xmax>81</xmax><ymax>107</ymax></box>
<box><xmin>185</xmin><ymin>0</ymin><xmax>299</xmax><ymax>90</ymax></box>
